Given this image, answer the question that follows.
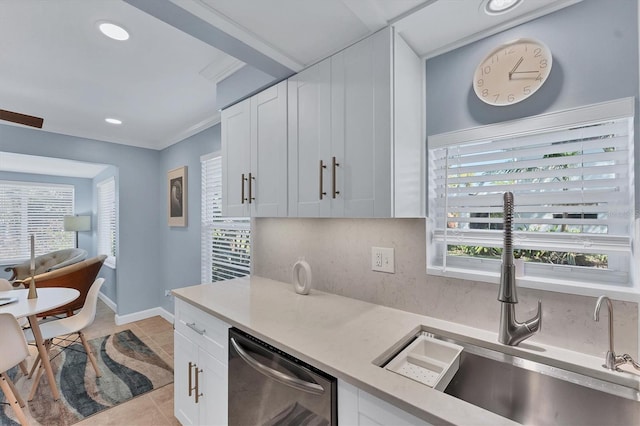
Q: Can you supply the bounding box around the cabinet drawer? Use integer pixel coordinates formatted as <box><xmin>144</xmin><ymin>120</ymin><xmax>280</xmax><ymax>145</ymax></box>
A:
<box><xmin>175</xmin><ymin>298</ymin><xmax>230</xmax><ymax>363</ymax></box>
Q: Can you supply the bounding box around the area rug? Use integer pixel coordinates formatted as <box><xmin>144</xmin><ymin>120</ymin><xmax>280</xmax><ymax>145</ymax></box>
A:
<box><xmin>1</xmin><ymin>329</ymin><xmax>173</xmax><ymax>425</ymax></box>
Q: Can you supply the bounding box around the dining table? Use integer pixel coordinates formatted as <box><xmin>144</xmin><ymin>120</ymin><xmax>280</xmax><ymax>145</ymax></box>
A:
<box><xmin>0</xmin><ymin>287</ymin><xmax>80</xmax><ymax>401</ymax></box>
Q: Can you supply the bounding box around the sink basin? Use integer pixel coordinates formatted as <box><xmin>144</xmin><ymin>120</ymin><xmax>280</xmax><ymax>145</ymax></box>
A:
<box><xmin>381</xmin><ymin>329</ymin><xmax>640</xmax><ymax>425</ymax></box>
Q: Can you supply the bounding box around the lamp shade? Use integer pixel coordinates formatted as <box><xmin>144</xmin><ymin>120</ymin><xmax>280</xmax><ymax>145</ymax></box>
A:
<box><xmin>64</xmin><ymin>215</ymin><xmax>91</xmax><ymax>232</ymax></box>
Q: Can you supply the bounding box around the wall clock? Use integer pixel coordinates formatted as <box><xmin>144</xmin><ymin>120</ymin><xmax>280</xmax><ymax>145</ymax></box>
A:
<box><xmin>473</xmin><ymin>38</ymin><xmax>552</xmax><ymax>106</ymax></box>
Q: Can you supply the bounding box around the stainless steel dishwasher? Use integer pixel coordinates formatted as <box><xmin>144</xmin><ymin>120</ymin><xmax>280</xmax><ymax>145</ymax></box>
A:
<box><xmin>228</xmin><ymin>328</ymin><xmax>337</xmax><ymax>425</ymax></box>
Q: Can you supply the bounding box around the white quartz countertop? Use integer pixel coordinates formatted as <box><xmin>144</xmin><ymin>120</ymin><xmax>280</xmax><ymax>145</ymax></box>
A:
<box><xmin>172</xmin><ymin>276</ymin><xmax>639</xmax><ymax>425</ymax></box>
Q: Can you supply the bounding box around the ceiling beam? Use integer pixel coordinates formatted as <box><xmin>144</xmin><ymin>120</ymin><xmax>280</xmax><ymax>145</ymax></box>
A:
<box><xmin>124</xmin><ymin>0</ymin><xmax>297</xmax><ymax>79</ymax></box>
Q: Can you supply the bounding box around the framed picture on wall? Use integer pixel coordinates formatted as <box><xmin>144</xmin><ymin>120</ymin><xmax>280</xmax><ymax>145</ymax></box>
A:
<box><xmin>168</xmin><ymin>166</ymin><xmax>187</xmax><ymax>227</ymax></box>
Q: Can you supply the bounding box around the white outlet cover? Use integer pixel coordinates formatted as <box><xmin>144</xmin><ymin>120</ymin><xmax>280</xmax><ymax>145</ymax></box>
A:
<box><xmin>372</xmin><ymin>247</ymin><xmax>395</xmax><ymax>273</ymax></box>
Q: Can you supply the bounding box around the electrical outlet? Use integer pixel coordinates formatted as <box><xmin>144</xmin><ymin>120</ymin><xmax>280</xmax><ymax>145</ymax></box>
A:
<box><xmin>164</xmin><ymin>289</ymin><xmax>173</xmax><ymax>298</ymax></box>
<box><xmin>371</xmin><ymin>247</ymin><xmax>395</xmax><ymax>273</ymax></box>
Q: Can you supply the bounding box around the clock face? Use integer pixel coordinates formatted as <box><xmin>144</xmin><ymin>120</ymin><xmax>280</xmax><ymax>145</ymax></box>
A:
<box><xmin>473</xmin><ymin>38</ymin><xmax>552</xmax><ymax>106</ymax></box>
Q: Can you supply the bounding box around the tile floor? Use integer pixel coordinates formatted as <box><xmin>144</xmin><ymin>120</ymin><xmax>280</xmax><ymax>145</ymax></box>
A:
<box><xmin>72</xmin><ymin>300</ymin><xmax>178</xmax><ymax>426</ymax></box>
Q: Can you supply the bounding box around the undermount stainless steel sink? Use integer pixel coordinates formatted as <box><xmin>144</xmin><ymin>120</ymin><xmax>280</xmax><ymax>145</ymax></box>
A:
<box><xmin>382</xmin><ymin>329</ymin><xmax>640</xmax><ymax>425</ymax></box>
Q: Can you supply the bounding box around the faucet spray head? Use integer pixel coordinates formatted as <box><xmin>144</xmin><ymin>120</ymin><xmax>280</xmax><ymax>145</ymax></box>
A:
<box><xmin>498</xmin><ymin>192</ymin><xmax>518</xmax><ymax>303</ymax></box>
<box><xmin>502</xmin><ymin>191</ymin><xmax>514</xmax><ymax>266</ymax></box>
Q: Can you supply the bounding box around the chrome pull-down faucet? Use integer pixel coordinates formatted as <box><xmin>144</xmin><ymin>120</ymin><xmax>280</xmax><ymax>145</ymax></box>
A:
<box><xmin>498</xmin><ymin>192</ymin><xmax>542</xmax><ymax>346</ymax></box>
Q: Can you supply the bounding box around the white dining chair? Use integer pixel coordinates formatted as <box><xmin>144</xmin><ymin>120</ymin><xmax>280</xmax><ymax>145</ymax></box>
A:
<box><xmin>0</xmin><ymin>279</ymin><xmax>28</xmax><ymax>328</ymax></box>
<box><xmin>0</xmin><ymin>313</ymin><xmax>30</xmax><ymax>426</ymax></box>
<box><xmin>24</xmin><ymin>278</ymin><xmax>105</xmax><ymax>399</ymax></box>
<box><xmin>0</xmin><ymin>278</ymin><xmax>29</xmax><ymax>376</ymax></box>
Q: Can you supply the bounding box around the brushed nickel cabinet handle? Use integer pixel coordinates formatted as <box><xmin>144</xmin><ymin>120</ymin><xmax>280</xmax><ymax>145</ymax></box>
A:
<box><xmin>241</xmin><ymin>173</ymin><xmax>247</xmax><ymax>204</ymax></box>
<box><xmin>249</xmin><ymin>173</ymin><xmax>255</xmax><ymax>203</ymax></box>
<box><xmin>332</xmin><ymin>156</ymin><xmax>340</xmax><ymax>198</ymax></box>
<box><xmin>188</xmin><ymin>361</ymin><xmax>194</xmax><ymax>396</ymax></box>
<box><xmin>194</xmin><ymin>366</ymin><xmax>203</xmax><ymax>403</ymax></box>
<box><xmin>319</xmin><ymin>160</ymin><xmax>327</xmax><ymax>200</ymax></box>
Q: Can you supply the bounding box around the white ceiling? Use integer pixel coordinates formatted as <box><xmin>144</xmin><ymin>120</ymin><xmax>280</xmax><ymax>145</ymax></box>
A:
<box><xmin>0</xmin><ymin>0</ymin><xmax>581</xmax><ymax>162</ymax></box>
<box><xmin>0</xmin><ymin>0</ymin><xmax>242</xmax><ymax>150</ymax></box>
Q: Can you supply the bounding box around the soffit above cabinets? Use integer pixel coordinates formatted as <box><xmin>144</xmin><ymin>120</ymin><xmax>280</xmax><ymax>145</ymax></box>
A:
<box><xmin>182</xmin><ymin>0</ymin><xmax>582</xmax><ymax>70</ymax></box>
<box><xmin>187</xmin><ymin>0</ymin><xmax>428</xmax><ymax>68</ymax></box>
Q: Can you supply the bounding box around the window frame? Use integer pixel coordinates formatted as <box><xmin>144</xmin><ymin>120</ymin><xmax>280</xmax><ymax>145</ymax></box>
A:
<box><xmin>201</xmin><ymin>152</ymin><xmax>251</xmax><ymax>283</ymax></box>
<box><xmin>426</xmin><ymin>97</ymin><xmax>638</xmax><ymax>302</ymax></box>
<box><xmin>96</xmin><ymin>177</ymin><xmax>117</xmax><ymax>269</ymax></box>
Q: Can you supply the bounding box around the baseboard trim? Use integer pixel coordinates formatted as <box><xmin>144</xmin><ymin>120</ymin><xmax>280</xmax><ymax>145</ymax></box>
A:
<box><xmin>115</xmin><ymin>306</ymin><xmax>174</xmax><ymax>326</ymax></box>
<box><xmin>98</xmin><ymin>292</ymin><xmax>175</xmax><ymax>325</ymax></box>
<box><xmin>98</xmin><ymin>292</ymin><xmax>117</xmax><ymax>313</ymax></box>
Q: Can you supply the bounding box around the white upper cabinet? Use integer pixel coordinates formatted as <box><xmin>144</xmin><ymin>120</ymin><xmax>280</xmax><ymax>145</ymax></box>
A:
<box><xmin>222</xmin><ymin>80</ymin><xmax>288</xmax><ymax>217</ymax></box>
<box><xmin>287</xmin><ymin>59</ymin><xmax>332</xmax><ymax>217</ymax></box>
<box><xmin>288</xmin><ymin>27</ymin><xmax>423</xmax><ymax>218</ymax></box>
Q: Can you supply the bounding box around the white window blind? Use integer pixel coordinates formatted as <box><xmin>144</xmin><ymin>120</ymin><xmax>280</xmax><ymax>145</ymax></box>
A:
<box><xmin>0</xmin><ymin>181</ymin><xmax>74</xmax><ymax>262</ymax></box>
<box><xmin>428</xmin><ymin>99</ymin><xmax>635</xmax><ymax>288</ymax></box>
<box><xmin>97</xmin><ymin>177</ymin><xmax>116</xmax><ymax>268</ymax></box>
<box><xmin>201</xmin><ymin>154</ymin><xmax>250</xmax><ymax>283</ymax></box>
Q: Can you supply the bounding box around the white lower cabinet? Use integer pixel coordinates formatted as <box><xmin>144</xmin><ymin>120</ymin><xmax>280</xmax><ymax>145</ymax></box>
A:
<box><xmin>338</xmin><ymin>380</ymin><xmax>432</xmax><ymax>426</ymax></box>
<box><xmin>174</xmin><ymin>299</ymin><xmax>230</xmax><ymax>426</ymax></box>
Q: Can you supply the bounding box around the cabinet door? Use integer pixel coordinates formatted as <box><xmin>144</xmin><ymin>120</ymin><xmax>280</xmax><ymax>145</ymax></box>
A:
<box><xmin>251</xmin><ymin>80</ymin><xmax>288</xmax><ymax>217</ymax></box>
<box><xmin>331</xmin><ymin>28</ymin><xmax>392</xmax><ymax>217</ymax></box>
<box><xmin>174</xmin><ymin>331</ymin><xmax>199</xmax><ymax>426</ymax></box>
<box><xmin>357</xmin><ymin>387</ymin><xmax>432</xmax><ymax>426</ymax></box>
<box><xmin>288</xmin><ymin>59</ymin><xmax>332</xmax><ymax>217</ymax></box>
<box><xmin>338</xmin><ymin>380</ymin><xmax>432</xmax><ymax>426</ymax></box>
<box><xmin>222</xmin><ymin>99</ymin><xmax>251</xmax><ymax>216</ymax></box>
<box><xmin>198</xmin><ymin>347</ymin><xmax>228</xmax><ymax>426</ymax></box>
<box><xmin>393</xmin><ymin>31</ymin><xmax>424</xmax><ymax>217</ymax></box>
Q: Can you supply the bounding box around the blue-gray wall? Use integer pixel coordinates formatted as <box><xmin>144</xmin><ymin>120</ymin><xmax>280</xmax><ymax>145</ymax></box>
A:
<box><xmin>425</xmin><ymin>0</ymin><xmax>639</xmax><ymax>208</ymax></box>
<box><xmin>158</xmin><ymin>124</ymin><xmax>221</xmax><ymax>313</ymax></box>
<box><xmin>0</xmin><ymin>124</ymin><xmax>162</xmax><ymax>315</ymax></box>
<box><xmin>0</xmin><ymin>121</ymin><xmax>220</xmax><ymax>315</ymax></box>
<box><xmin>426</xmin><ymin>0</ymin><xmax>638</xmax><ymax>134</ymax></box>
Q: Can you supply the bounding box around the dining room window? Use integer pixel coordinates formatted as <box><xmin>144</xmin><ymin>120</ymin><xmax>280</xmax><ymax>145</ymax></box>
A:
<box><xmin>201</xmin><ymin>152</ymin><xmax>250</xmax><ymax>283</ymax></box>
<box><xmin>0</xmin><ymin>180</ymin><xmax>74</xmax><ymax>263</ymax></box>
<box><xmin>427</xmin><ymin>98</ymin><xmax>636</xmax><ymax>295</ymax></box>
<box><xmin>97</xmin><ymin>177</ymin><xmax>116</xmax><ymax>268</ymax></box>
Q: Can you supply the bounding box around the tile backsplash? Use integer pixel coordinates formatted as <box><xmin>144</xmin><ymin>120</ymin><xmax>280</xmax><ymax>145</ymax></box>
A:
<box><xmin>253</xmin><ymin>217</ymin><xmax>639</xmax><ymax>358</ymax></box>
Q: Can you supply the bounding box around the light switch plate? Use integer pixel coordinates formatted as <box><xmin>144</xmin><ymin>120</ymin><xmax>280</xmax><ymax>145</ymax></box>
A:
<box><xmin>372</xmin><ymin>247</ymin><xmax>395</xmax><ymax>273</ymax></box>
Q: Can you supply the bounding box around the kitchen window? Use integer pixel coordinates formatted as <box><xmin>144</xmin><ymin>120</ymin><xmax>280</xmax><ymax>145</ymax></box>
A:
<box><xmin>97</xmin><ymin>177</ymin><xmax>116</xmax><ymax>268</ymax></box>
<box><xmin>0</xmin><ymin>180</ymin><xmax>74</xmax><ymax>263</ymax></box>
<box><xmin>201</xmin><ymin>153</ymin><xmax>250</xmax><ymax>283</ymax></box>
<box><xmin>427</xmin><ymin>98</ymin><xmax>636</xmax><ymax>298</ymax></box>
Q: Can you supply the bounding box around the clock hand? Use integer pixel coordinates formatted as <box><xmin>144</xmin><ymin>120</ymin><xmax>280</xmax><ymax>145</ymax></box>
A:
<box><xmin>511</xmin><ymin>70</ymin><xmax>539</xmax><ymax>74</ymax></box>
<box><xmin>508</xmin><ymin>56</ymin><xmax>524</xmax><ymax>80</ymax></box>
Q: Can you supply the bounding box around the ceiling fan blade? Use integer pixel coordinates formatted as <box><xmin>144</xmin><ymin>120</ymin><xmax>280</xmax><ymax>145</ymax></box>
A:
<box><xmin>0</xmin><ymin>109</ymin><xmax>44</xmax><ymax>129</ymax></box>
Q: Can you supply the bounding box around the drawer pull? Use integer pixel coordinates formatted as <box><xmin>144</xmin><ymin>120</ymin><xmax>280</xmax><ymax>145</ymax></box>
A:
<box><xmin>186</xmin><ymin>322</ymin><xmax>205</xmax><ymax>335</ymax></box>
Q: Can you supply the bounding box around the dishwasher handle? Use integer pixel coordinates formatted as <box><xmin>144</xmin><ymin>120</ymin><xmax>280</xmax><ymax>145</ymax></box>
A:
<box><xmin>230</xmin><ymin>337</ymin><xmax>325</xmax><ymax>396</ymax></box>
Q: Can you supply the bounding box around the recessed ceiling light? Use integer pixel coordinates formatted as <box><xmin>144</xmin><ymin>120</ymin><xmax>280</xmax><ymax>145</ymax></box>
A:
<box><xmin>105</xmin><ymin>118</ymin><xmax>122</xmax><ymax>125</ymax></box>
<box><xmin>98</xmin><ymin>21</ymin><xmax>130</xmax><ymax>41</ymax></box>
<box><xmin>485</xmin><ymin>0</ymin><xmax>522</xmax><ymax>15</ymax></box>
